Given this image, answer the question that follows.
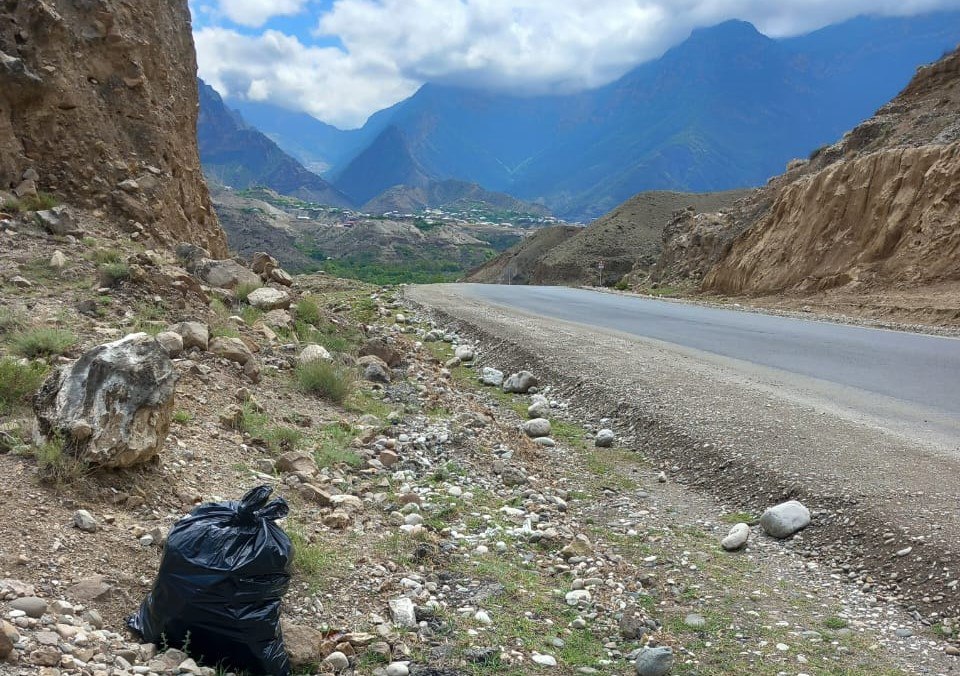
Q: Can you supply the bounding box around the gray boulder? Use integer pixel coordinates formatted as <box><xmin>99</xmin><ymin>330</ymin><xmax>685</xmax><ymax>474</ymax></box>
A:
<box><xmin>35</xmin><ymin>207</ymin><xmax>80</xmax><ymax>236</ymax></box>
<box><xmin>247</xmin><ymin>287</ymin><xmax>291</xmax><ymax>310</ymax></box>
<box><xmin>454</xmin><ymin>345</ymin><xmax>475</xmax><ymax>361</ymax></box>
<box><xmin>523</xmin><ymin>418</ymin><xmax>552</xmax><ymax>438</ymax></box>
<box><xmin>595</xmin><ymin>429</ymin><xmax>615</xmax><ymax>447</ymax></box>
<box><xmin>721</xmin><ymin>523</ymin><xmax>750</xmax><ymax>551</ymax></box>
<box><xmin>168</xmin><ymin>321</ymin><xmax>208</xmax><ymax>350</ymax></box>
<box><xmin>635</xmin><ymin>646</ymin><xmax>674</xmax><ymax>676</ymax></box>
<box><xmin>209</xmin><ymin>337</ymin><xmax>253</xmax><ymax>365</ymax></box>
<box><xmin>191</xmin><ymin>258</ymin><xmax>261</xmax><ymax>290</ymax></box>
<box><xmin>759</xmin><ymin>500</ymin><xmax>810</xmax><ymax>539</ymax></box>
<box><xmin>33</xmin><ymin>333</ymin><xmax>178</xmax><ymax>468</ymax></box>
<box><xmin>503</xmin><ymin>370</ymin><xmax>538</xmax><ymax>394</ymax></box>
<box><xmin>480</xmin><ymin>367</ymin><xmax>504</xmax><ymax>387</ymax></box>
<box><xmin>154</xmin><ymin>331</ymin><xmax>184</xmax><ymax>357</ymax></box>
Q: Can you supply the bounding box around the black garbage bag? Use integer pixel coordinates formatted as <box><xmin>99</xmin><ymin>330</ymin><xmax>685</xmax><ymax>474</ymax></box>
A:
<box><xmin>127</xmin><ymin>485</ymin><xmax>293</xmax><ymax>676</ymax></box>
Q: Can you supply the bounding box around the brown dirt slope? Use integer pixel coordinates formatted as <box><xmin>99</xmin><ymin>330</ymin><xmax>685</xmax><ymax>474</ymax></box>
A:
<box><xmin>703</xmin><ymin>47</ymin><xmax>960</xmax><ymax>296</ymax></box>
<box><xmin>533</xmin><ymin>190</ymin><xmax>748</xmax><ymax>286</ymax></box>
<box><xmin>465</xmin><ymin>225</ymin><xmax>581</xmax><ymax>284</ymax></box>
<box><xmin>0</xmin><ymin>1</ymin><xmax>226</xmax><ymax>256</ymax></box>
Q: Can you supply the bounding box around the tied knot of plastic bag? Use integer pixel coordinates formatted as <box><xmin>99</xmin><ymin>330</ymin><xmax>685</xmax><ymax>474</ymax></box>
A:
<box><xmin>234</xmin><ymin>484</ymin><xmax>289</xmax><ymax>526</ymax></box>
<box><xmin>128</xmin><ymin>485</ymin><xmax>293</xmax><ymax>675</ymax></box>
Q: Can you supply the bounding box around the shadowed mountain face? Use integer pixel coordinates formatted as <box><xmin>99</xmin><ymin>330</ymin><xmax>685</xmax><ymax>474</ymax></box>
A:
<box><xmin>196</xmin><ymin>80</ymin><xmax>352</xmax><ymax>207</ymax></box>
<box><xmin>235</xmin><ymin>13</ymin><xmax>960</xmax><ymax>221</ymax></box>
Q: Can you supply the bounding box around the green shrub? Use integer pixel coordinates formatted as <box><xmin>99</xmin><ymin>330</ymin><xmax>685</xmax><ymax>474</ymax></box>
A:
<box><xmin>33</xmin><ymin>436</ymin><xmax>84</xmax><ymax>484</ymax></box>
<box><xmin>614</xmin><ymin>278</ymin><xmax>629</xmax><ymax>291</ymax></box>
<box><xmin>91</xmin><ymin>248</ymin><xmax>123</xmax><ymax>265</ymax></box>
<box><xmin>0</xmin><ymin>357</ymin><xmax>48</xmax><ymax>413</ymax></box>
<box><xmin>98</xmin><ymin>261</ymin><xmax>130</xmax><ymax>287</ymax></box>
<box><xmin>0</xmin><ymin>307</ymin><xmax>25</xmax><ymax>334</ymax></box>
<box><xmin>3</xmin><ymin>192</ymin><xmax>57</xmax><ymax>213</ymax></box>
<box><xmin>172</xmin><ymin>410</ymin><xmax>194</xmax><ymax>425</ymax></box>
<box><xmin>295</xmin><ymin>296</ymin><xmax>321</xmax><ymax>326</ymax></box>
<box><xmin>236</xmin><ymin>403</ymin><xmax>303</xmax><ymax>454</ymax></box>
<box><xmin>296</xmin><ymin>359</ymin><xmax>355</xmax><ymax>404</ymax></box>
<box><xmin>315</xmin><ymin>424</ymin><xmax>363</xmax><ymax>468</ymax></box>
<box><xmin>235</xmin><ymin>281</ymin><xmax>262</xmax><ymax>303</ymax></box>
<box><xmin>10</xmin><ymin>327</ymin><xmax>76</xmax><ymax>358</ymax></box>
<box><xmin>240</xmin><ymin>305</ymin><xmax>263</xmax><ymax>326</ymax></box>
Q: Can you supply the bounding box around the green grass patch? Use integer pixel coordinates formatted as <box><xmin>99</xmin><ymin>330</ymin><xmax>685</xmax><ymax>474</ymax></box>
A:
<box><xmin>10</xmin><ymin>327</ymin><xmax>77</xmax><ymax>358</ymax></box>
<box><xmin>296</xmin><ymin>359</ymin><xmax>355</xmax><ymax>404</ymax></box>
<box><xmin>98</xmin><ymin>261</ymin><xmax>130</xmax><ymax>287</ymax></box>
<box><xmin>720</xmin><ymin>511</ymin><xmax>757</xmax><ymax>524</ymax></box>
<box><xmin>33</xmin><ymin>436</ymin><xmax>85</xmax><ymax>484</ymax></box>
<box><xmin>172</xmin><ymin>410</ymin><xmax>194</xmax><ymax>425</ymax></box>
<box><xmin>237</xmin><ymin>405</ymin><xmax>303</xmax><ymax>455</ymax></box>
<box><xmin>314</xmin><ymin>423</ymin><xmax>363</xmax><ymax>469</ymax></box>
<box><xmin>2</xmin><ymin>192</ymin><xmax>58</xmax><ymax>213</ymax></box>
<box><xmin>824</xmin><ymin>616</ymin><xmax>848</xmax><ymax>629</ymax></box>
<box><xmin>0</xmin><ymin>306</ymin><xmax>25</xmax><ymax>334</ymax></box>
<box><xmin>0</xmin><ymin>357</ymin><xmax>48</xmax><ymax>414</ymax></box>
<box><xmin>90</xmin><ymin>248</ymin><xmax>124</xmax><ymax>265</ymax></box>
<box><xmin>295</xmin><ymin>296</ymin><xmax>322</xmax><ymax>326</ymax></box>
<box><xmin>235</xmin><ymin>281</ymin><xmax>262</xmax><ymax>303</ymax></box>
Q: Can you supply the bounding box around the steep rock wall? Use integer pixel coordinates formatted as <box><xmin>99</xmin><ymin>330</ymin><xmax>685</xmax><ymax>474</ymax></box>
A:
<box><xmin>0</xmin><ymin>0</ymin><xmax>226</xmax><ymax>256</ymax></box>
<box><xmin>704</xmin><ymin>143</ymin><xmax>960</xmax><ymax>294</ymax></box>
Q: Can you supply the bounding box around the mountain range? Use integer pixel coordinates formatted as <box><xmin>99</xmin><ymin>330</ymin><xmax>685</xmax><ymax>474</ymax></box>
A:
<box><xmin>226</xmin><ymin>12</ymin><xmax>960</xmax><ymax>221</ymax></box>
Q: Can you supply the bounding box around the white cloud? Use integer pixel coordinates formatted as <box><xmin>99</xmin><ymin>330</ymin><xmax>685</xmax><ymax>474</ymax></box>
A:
<box><xmin>195</xmin><ymin>27</ymin><xmax>420</xmax><ymax>128</ymax></box>
<box><xmin>194</xmin><ymin>0</ymin><xmax>960</xmax><ymax>127</ymax></box>
<box><xmin>218</xmin><ymin>0</ymin><xmax>310</xmax><ymax>27</ymax></box>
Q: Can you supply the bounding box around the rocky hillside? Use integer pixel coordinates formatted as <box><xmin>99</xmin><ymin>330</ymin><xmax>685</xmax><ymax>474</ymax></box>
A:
<box><xmin>701</xmin><ymin>46</ymin><xmax>960</xmax><ymax>297</ymax></box>
<box><xmin>0</xmin><ymin>0</ymin><xmax>226</xmax><ymax>256</ymax></box>
<box><xmin>543</xmin><ymin>191</ymin><xmax>746</xmax><ymax>287</ymax></box>
<box><xmin>466</xmin><ymin>226</ymin><xmax>583</xmax><ymax>285</ymax></box>
<box><xmin>197</xmin><ymin>81</ymin><xmax>352</xmax><ymax>207</ymax></box>
<box><xmin>362</xmin><ymin>179</ymin><xmax>551</xmax><ymax>218</ymax></box>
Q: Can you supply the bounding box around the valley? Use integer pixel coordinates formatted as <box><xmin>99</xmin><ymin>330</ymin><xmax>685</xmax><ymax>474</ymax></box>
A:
<box><xmin>1</xmin><ymin>1</ymin><xmax>960</xmax><ymax>675</ymax></box>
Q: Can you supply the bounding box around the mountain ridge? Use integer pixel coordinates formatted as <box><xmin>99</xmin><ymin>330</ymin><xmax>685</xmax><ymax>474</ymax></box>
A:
<box><xmin>229</xmin><ymin>12</ymin><xmax>960</xmax><ymax>221</ymax></box>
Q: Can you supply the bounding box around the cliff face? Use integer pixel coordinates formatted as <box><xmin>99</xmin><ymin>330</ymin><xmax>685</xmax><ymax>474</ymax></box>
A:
<box><xmin>0</xmin><ymin>0</ymin><xmax>226</xmax><ymax>256</ymax></box>
<box><xmin>702</xmin><ymin>47</ymin><xmax>960</xmax><ymax>296</ymax></box>
<box><xmin>704</xmin><ymin>143</ymin><xmax>960</xmax><ymax>294</ymax></box>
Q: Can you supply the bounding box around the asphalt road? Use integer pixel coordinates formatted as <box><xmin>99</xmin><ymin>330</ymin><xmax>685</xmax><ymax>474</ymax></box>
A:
<box><xmin>447</xmin><ymin>284</ymin><xmax>960</xmax><ymax>433</ymax></box>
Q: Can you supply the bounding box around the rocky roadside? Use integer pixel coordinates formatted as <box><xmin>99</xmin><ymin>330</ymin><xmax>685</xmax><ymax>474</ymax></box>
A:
<box><xmin>0</xmin><ymin>202</ymin><xmax>955</xmax><ymax>676</ymax></box>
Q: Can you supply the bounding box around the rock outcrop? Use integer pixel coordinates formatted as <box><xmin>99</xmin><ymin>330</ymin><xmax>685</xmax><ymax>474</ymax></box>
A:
<box><xmin>0</xmin><ymin>1</ymin><xmax>226</xmax><ymax>256</ymax></box>
<box><xmin>698</xmin><ymin>47</ymin><xmax>960</xmax><ymax>296</ymax></box>
<box><xmin>33</xmin><ymin>333</ymin><xmax>178</xmax><ymax>468</ymax></box>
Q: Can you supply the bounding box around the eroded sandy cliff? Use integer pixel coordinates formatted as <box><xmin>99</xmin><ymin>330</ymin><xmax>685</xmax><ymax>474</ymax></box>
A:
<box><xmin>0</xmin><ymin>0</ymin><xmax>226</xmax><ymax>256</ymax></box>
<box><xmin>702</xmin><ymin>47</ymin><xmax>960</xmax><ymax>296</ymax></box>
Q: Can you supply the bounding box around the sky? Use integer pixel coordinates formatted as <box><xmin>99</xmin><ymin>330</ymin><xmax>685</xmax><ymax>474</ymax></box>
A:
<box><xmin>189</xmin><ymin>0</ymin><xmax>960</xmax><ymax>129</ymax></box>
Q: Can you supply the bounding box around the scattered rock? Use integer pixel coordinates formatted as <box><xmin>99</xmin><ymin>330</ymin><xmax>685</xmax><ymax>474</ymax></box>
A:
<box><xmin>594</xmin><ymin>429</ymin><xmax>615</xmax><ymax>447</ymax></box>
<box><xmin>49</xmin><ymin>250</ymin><xmax>67</xmax><ymax>269</ymax></box>
<box><xmin>33</xmin><ymin>333</ymin><xmax>178</xmax><ymax>468</ymax></box>
<box><xmin>635</xmin><ymin>646</ymin><xmax>674</xmax><ymax>676</ymax></box>
<box><xmin>299</xmin><ymin>344</ymin><xmax>332</xmax><ymax>364</ymax></box>
<box><xmin>10</xmin><ymin>596</ymin><xmax>47</xmax><ymax>618</ymax></box>
<box><xmin>385</xmin><ymin>662</ymin><xmax>410</xmax><ymax>676</ymax></box>
<box><xmin>532</xmin><ymin>653</ymin><xmax>558</xmax><ymax>667</ymax></box>
<box><xmin>503</xmin><ymin>370</ymin><xmax>538</xmax><ymax>393</ymax></box>
<box><xmin>721</xmin><ymin>523</ymin><xmax>750</xmax><ymax>551</ymax></box>
<box><xmin>454</xmin><ymin>345</ymin><xmax>475</xmax><ymax>361</ymax></box>
<box><xmin>389</xmin><ymin>597</ymin><xmax>417</xmax><ymax>627</ymax></box>
<box><xmin>209</xmin><ymin>336</ymin><xmax>254</xmax><ymax>365</ymax></box>
<box><xmin>480</xmin><ymin>367</ymin><xmax>504</xmax><ymax>387</ymax></box>
<box><xmin>281</xmin><ymin>620</ymin><xmax>323</xmax><ymax>669</ymax></box>
<box><xmin>73</xmin><ymin>509</ymin><xmax>98</xmax><ymax>533</ymax></box>
<box><xmin>155</xmin><ymin>331</ymin><xmax>184</xmax><ymax>357</ymax></box>
<box><xmin>169</xmin><ymin>321</ymin><xmax>209</xmax><ymax>350</ymax></box>
<box><xmin>759</xmin><ymin>500</ymin><xmax>811</xmax><ymax>539</ymax></box>
<box><xmin>191</xmin><ymin>258</ymin><xmax>261</xmax><ymax>290</ymax></box>
<box><xmin>247</xmin><ymin>286</ymin><xmax>291</xmax><ymax>310</ymax></box>
<box><xmin>523</xmin><ymin>418</ymin><xmax>552</xmax><ymax>438</ymax></box>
